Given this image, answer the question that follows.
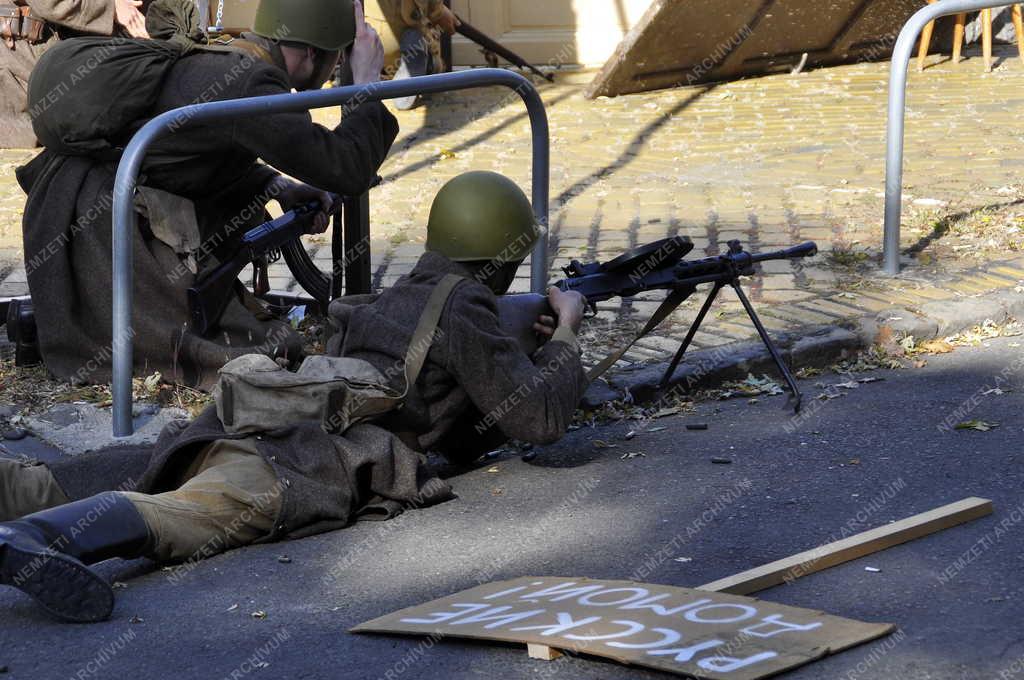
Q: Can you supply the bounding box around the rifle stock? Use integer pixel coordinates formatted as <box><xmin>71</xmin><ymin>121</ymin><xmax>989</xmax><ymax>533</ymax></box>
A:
<box><xmin>497</xmin><ymin>293</ymin><xmax>550</xmax><ymax>356</ymax></box>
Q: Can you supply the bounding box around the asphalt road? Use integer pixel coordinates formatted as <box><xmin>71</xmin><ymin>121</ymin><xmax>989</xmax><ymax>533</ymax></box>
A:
<box><xmin>1</xmin><ymin>336</ymin><xmax>1022</xmax><ymax>680</ymax></box>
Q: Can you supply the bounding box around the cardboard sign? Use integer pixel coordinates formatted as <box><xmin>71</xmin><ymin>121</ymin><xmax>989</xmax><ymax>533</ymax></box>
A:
<box><xmin>353</xmin><ymin>577</ymin><xmax>894</xmax><ymax>679</ymax></box>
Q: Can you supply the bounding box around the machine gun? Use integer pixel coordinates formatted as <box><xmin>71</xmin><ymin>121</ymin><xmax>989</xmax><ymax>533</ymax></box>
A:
<box><xmin>498</xmin><ymin>238</ymin><xmax>818</xmax><ymax>411</ymax></box>
<box><xmin>454</xmin><ymin>17</ymin><xmax>554</xmax><ymax>82</ymax></box>
<box><xmin>187</xmin><ymin>201</ymin><xmax>325</xmax><ymax>336</ymax></box>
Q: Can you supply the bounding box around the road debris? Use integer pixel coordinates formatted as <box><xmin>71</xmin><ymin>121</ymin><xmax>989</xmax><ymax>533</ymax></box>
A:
<box><xmin>955</xmin><ymin>420</ymin><xmax>999</xmax><ymax>432</ymax></box>
<box><xmin>718</xmin><ymin>374</ymin><xmax>784</xmax><ymax>399</ymax></box>
<box><xmin>711</xmin><ymin>457</ymin><xmax>732</xmax><ymax>464</ymax></box>
<box><xmin>685</xmin><ymin>423</ymin><xmax>708</xmax><ymax>431</ymax></box>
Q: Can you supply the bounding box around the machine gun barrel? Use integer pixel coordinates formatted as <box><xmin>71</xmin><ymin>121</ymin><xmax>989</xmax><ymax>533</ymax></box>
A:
<box><xmin>673</xmin><ymin>241</ymin><xmax>819</xmax><ymax>280</ymax></box>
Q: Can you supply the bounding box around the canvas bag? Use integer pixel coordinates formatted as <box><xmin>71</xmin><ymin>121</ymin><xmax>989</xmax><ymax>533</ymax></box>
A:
<box><xmin>214</xmin><ymin>274</ymin><xmax>464</xmax><ymax>435</ymax></box>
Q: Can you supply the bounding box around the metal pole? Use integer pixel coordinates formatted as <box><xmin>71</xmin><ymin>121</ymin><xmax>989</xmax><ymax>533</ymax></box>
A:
<box><xmin>112</xmin><ymin>69</ymin><xmax>549</xmax><ymax>436</ymax></box>
<box><xmin>884</xmin><ymin>0</ymin><xmax>1009</xmax><ymax>274</ymax></box>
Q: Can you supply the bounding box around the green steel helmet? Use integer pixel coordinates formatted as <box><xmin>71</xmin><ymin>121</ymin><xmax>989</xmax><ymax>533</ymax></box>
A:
<box><xmin>253</xmin><ymin>0</ymin><xmax>356</xmax><ymax>51</ymax></box>
<box><xmin>426</xmin><ymin>171</ymin><xmax>541</xmax><ymax>263</ymax></box>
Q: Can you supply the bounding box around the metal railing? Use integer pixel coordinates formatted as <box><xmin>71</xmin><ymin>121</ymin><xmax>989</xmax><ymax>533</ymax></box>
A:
<box><xmin>111</xmin><ymin>68</ymin><xmax>550</xmax><ymax>436</ymax></box>
<box><xmin>884</xmin><ymin>0</ymin><xmax>1010</xmax><ymax>274</ymax></box>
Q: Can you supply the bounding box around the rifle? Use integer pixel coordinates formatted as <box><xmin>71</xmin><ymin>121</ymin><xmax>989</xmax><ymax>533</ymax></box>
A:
<box><xmin>497</xmin><ymin>238</ymin><xmax>818</xmax><ymax>412</ymax></box>
<box><xmin>454</xmin><ymin>17</ymin><xmax>554</xmax><ymax>82</ymax></box>
<box><xmin>187</xmin><ymin>201</ymin><xmax>325</xmax><ymax>336</ymax></box>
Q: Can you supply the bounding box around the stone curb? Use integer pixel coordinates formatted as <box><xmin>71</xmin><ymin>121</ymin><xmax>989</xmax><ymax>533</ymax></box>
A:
<box><xmin>582</xmin><ymin>284</ymin><xmax>1024</xmax><ymax>410</ymax></box>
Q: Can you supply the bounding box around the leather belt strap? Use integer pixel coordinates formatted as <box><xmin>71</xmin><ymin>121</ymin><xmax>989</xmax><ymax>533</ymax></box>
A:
<box><xmin>2</xmin><ymin>5</ymin><xmax>48</xmax><ymax>47</ymax></box>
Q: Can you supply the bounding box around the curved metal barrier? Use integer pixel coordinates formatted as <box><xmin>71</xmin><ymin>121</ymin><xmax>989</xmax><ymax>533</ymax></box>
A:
<box><xmin>111</xmin><ymin>69</ymin><xmax>550</xmax><ymax>436</ymax></box>
<box><xmin>884</xmin><ymin>0</ymin><xmax>1012</xmax><ymax>274</ymax></box>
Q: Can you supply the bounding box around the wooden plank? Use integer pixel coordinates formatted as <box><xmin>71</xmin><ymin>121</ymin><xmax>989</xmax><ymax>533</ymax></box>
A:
<box><xmin>699</xmin><ymin>497</ymin><xmax>993</xmax><ymax>595</ymax></box>
<box><xmin>585</xmin><ymin>0</ymin><xmax>927</xmax><ymax>98</ymax></box>
<box><xmin>527</xmin><ymin>643</ymin><xmax>563</xmax><ymax>661</ymax></box>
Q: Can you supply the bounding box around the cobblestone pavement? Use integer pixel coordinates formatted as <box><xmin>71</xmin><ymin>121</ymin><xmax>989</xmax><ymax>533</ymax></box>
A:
<box><xmin>2</xmin><ymin>46</ymin><xmax>1023</xmax><ymax>373</ymax></box>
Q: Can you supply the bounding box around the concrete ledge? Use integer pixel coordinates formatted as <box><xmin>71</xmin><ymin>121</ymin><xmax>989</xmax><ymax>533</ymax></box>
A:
<box><xmin>582</xmin><ymin>325</ymin><xmax>859</xmax><ymax>408</ymax></box>
<box><xmin>586</xmin><ymin>283</ymin><xmax>1022</xmax><ymax>409</ymax></box>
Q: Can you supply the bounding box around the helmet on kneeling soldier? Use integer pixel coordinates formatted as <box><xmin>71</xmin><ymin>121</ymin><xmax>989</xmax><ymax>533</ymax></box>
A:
<box><xmin>253</xmin><ymin>0</ymin><xmax>357</xmax><ymax>50</ymax></box>
<box><xmin>253</xmin><ymin>0</ymin><xmax>356</xmax><ymax>89</ymax></box>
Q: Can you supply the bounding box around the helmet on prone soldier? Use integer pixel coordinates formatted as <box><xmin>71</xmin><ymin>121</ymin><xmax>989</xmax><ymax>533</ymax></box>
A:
<box><xmin>423</xmin><ymin>170</ymin><xmax>540</xmax><ymax>292</ymax></box>
<box><xmin>253</xmin><ymin>0</ymin><xmax>357</xmax><ymax>51</ymax></box>
<box><xmin>426</xmin><ymin>171</ymin><xmax>542</xmax><ymax>293</ymax></box>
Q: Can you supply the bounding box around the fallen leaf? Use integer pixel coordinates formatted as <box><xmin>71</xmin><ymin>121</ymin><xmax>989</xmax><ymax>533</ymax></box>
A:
<box><xmin>486</xmin><ymin>466</ymin><xmax>500</xmax><ymax>473</ymax></box>
<box><xmin>592</xmin><ymin>440</ymin><xmax>618</xmax><ymax>449</ymax></box>
<box><xmin>143</xmin><ymin>371</ymin><xmax>161</xmax><ymax>394</ymax></box>
<box><xmin>251</xmin><ymin>610</ymin><xmax>267</xmax><ymax>619</ymax></box>
<box><xmin>620</xmin><ymin>451</ymin><xmax>646</xmax><ymax>460</ymax></box>
<box><xmin>919</xmin><ymin>339</ymin><xmax>954</xmax><ymax>354</ymax></box>
<box><xmin>226</xmin><ymin>604</ymin><xmax>239</xmax><ymax>612</ymax></box>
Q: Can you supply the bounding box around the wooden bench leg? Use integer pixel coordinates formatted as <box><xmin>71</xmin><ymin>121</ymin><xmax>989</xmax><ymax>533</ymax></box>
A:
<box><xmin>917</xmin><ymin>0</ymin><xmax>937</xmax><ymax>71</ymax></box>
<box><xmin>952</xmin><ymin>12</ymin><xmax>967</xmax><ymax>65</ymax></box>
<box><xmin>917</xmin><ymin>20</ymin><xmax>936</xmax><ymax>71</ymax></box>
<box><xmin>1013</xmin><ymin>5</ymin><xmax>1024</xmax><ymax>64</ymax></box>
<box><xmin>982</xmin><ymin>7</ymin><xmax>993</xmax><ymax>72</ymax></box>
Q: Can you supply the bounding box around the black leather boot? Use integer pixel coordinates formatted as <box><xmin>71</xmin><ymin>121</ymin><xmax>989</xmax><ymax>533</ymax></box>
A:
<box><xmin>0</xmin><ymin>492</ymin><xmax>151</xmax><ymax>622</ymax></box>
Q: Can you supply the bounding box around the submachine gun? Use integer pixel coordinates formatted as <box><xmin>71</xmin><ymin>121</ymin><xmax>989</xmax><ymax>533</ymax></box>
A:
<box><xmin>498</xmin><ymin>238</ymin><xmax>818</xmax><ymax>412</ymax></box>
<box><xmin>187</xmin><ymin>201</ymin><xmax>326</xmax><ymax>336</ymax></box>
